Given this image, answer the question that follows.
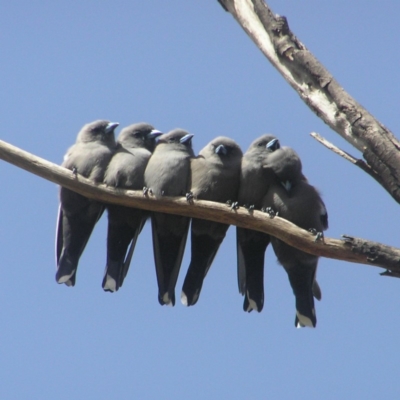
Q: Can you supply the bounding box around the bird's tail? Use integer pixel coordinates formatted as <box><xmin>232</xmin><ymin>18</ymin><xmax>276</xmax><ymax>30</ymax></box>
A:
<box><xmin>237</xmin><ymin>228</ymin><xmax>269</xmax><ymax>313</ymax></box>
<box><xmin>287</xmin><ymin>262</ymin><xmax>317</xmax><ymax>328</ymax></box>
<box><xmin>181</xmin><ymin>233</ymin><xmax>224</xmax><ymax>306</ymax></box>
<box><xmin>103</xmin><ymin>215</ymin><xmax>145</xmax><ymax>292</ymax></box>
<box><xmin>152</xmin><ymin>217</ymin><xmax>190</xmax><ymax>306</ymax></box>
<box><xmin>56</xmin><ymin>206</ymin><xmax>104</xmax><ymax>286</ymax></box>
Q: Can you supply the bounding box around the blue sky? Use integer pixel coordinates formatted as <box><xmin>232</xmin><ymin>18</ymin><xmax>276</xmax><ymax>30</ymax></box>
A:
<box><xmin>1</xmin><ymin>1</ymin><xmax>400</xmax><ymax>399</ymax></box>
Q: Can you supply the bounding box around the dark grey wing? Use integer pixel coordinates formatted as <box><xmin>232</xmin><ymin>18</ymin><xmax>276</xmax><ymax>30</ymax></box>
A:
<box><xmin>103</xmin><ymin>207</ymin><xmax>147</xmax><ymax>292</ymax></box>
<box><xmin>320</xmin><ymin>201</ymin><xmax>329</xmax><ymax>231</ymax></box>
<box><xmin>151</xmin><ymin>214</ymin><xmax>190</xmax><ymax>306</ymax></box>
<box><xmin>236</xmin><ymin>227</ymin><xmax>269</xmax><ymax>312</ymax></box>
<box><xmin>181</xmin><ymin>221</ymin><xmax>228</xmax><ymax>306</ymax></box>
<box><xmin>119</xmin><ymin>215</ymin><xmax>147</xmax><ymax>286</ymax></box>
<box><xmin>56</xmin><ymin>197</ymin><xmax>104</xmax><ymax>286</ymax></box>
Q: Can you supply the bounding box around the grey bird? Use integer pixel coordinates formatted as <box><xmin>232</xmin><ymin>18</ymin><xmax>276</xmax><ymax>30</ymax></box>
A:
<box><xmin>56</xmin><ymin>120</ymin><xmax>119</xmax><ymax>286</ymax></box>
<box><xmin>181</xmin><ymin>137</ymin><xmax>243</xmax><ymax>306</ymax></box>
<box><xmin>102</xmin><ymin>123</ymin><xmax>163</xmax><ymax>292</ymax></box>
<box><xmin>144</xmin><ymin>129</ymin><xmax>194</xmax><ymax>306</ymax></box>
<box><xmin>236</xmin><ymin>134</ymin><xmax>279</xmax><ymax>313</ymax></box>
<box><xmin>263</xmin><ymin>144</ymin><xmax>328</xmax><ymax>328</ymax></box>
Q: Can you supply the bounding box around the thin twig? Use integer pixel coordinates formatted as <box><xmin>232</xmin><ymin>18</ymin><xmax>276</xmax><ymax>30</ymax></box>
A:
<box><xmin>310</xmin><ymin>132</ymin><xmax>384</xmax><ymax>186</ymax></box>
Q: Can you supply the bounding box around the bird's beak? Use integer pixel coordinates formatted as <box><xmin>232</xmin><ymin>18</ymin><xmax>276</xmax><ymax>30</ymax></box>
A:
<box><xmin>266</xmin><ymin>138</ymin><xmax>280</xmax><ymax>151</ymax></box>
<box><xmin>105</xmin><ymin>122</ymin><xmax>119</xmax><ymax>134</ymax></box>
<box><xmin>147</xmin><ymin>129</ymin><xmax>163</xmax><ymax>139</ymax></box>
<box><xmin>180</xmin><ymin>134</ymin><xmax>194</xmax><ymax>144</ymax></box>
<box><xmin>215</xmin><ymin>144</ymin><xmax>227</xmax><ymax>155</ymax></box>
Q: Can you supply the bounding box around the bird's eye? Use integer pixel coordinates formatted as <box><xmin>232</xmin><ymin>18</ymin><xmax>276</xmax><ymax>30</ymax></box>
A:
<box><xmin>92</xmin><ymin>128</ymin><xmax>103</xmax><ymax>135</ymax></box>
<box><xmin>257</xmin><ymin>142</ymin><xmax>264</xmax><ymax>147</ymax></box>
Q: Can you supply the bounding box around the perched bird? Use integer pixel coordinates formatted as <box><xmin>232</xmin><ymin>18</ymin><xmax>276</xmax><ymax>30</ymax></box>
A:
<box><xmin>263</xmin><ymin>145</ymin><xmax>328</xmax><ymax>328</ymax></box>
<box><xmin>56</xmin><ymin>120</ymin><xmax>119</xmax><ymax>286</ymax></box>
<box><xmin>144</xmin><ymin>129</ymin><xmax>194</xmax><ymax>306</ymax></box>
<box><xmin>102</xmin><ymin>123</ymin><xmax>163</xmax><ymax>292</ymax></box>
<box><xmin>236</xmin><ymin>134</ymin><xmax>279</xmax><ymax>312</ymax></box>
<box><xmin>181</xmin><ymin>137</ymin><xmax>243</xmax><ymax>306</ymax></box>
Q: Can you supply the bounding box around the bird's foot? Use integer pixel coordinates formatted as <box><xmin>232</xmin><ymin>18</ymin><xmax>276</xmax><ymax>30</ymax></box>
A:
<box><xmin>143</xmin><ymin>187</ymin><xmax>153</xmax><ymax>196</ymax></box>
<box><xmin>244</xmin><ymin>203</ymin><xmax>255</xmax><ymax>213</ymax></box>
<box><xmin>263</xmin><ymin>207</ymin><xmax>278</xmax><ymax>218</ymax></box>
<box><xmin>226</xmin><ymin>200</ymin><xmax>239</xmax><ymax>210</ymax></box>
<box><xmin>186</xmin><ymin>191</ymin><xmax>194</xmax><ymax>203</ymax></box>
<box><xmin>230</xmin><ymin>201</ymin><xmax>239</xmax><ymax>210</ymax></box>
<box><xmin>309</xmin><ymin>228</ymin><xmax>324</xmax><ymax>242</ymax></box>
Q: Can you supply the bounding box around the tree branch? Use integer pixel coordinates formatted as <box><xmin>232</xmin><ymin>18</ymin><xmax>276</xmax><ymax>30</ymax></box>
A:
<box><xmin>310</xmin><ymin>132</ymin><xmax>385</xmax><ymax>187</ymax></box>
<box><xmin>218</xmin><ymin>0</ymin><xmax>400</xmax><ymax>204</ymax></box>
<box><xmin>1</xmin><ymin>138</ymin><xmax>400</xmax><ymax>275</ymax></box>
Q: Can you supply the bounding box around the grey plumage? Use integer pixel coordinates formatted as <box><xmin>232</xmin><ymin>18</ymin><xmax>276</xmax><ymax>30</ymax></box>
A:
<box><xmin>263</xmin><ymin>146</ymin><xmax>328</xmax><ymax>328</ymax></box>
<box><xmin>181</xmin><ymin>137</ymin><xmax>243</xmax><ymax>306</ymax></box>
<box><xmin>236</xmin><ymin>134</ymin><xmax>279</xmax><ymax>312</ymax></box>
<box><xmin>56</xmin><ymin>120</ymin><xmax>118</xmax><ymax>286</ymax></box>
<box><xmin>102</xmin><ymin>123</ymin><xmax>162</xmax><ymax>292</ymax></box>
<box><xmin>144</xmin><ymin>129</ymin><xmax>194</xmax><ymax>306</ymax></box>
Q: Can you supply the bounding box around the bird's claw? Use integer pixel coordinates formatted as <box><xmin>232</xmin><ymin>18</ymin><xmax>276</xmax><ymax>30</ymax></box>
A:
<box><xmin>226</xmin><ymin>200</ymin><xmax>239</xmax><ymax>210</ymax></box>
<box><xmin>186</xmin><ymin>191</ymin><xmax>194</xmax><ymax>202</ymax></box>
<box><xmin>230</xmin><ymin>201</ymin><xmax>239</xmax><ymax>210</ymax></box>
<box><xmin>309</xmin><ymin>228</ymin><xmax>324</xmax><ymax>242</ymax></box>
<box><xmin>244</xmin><ymin>204</ymin><xmax>255</xmax><ymax>212</ymax></box>
<box><xmin>143</xmin><ymin>187</ymin><xmax>152</xmax><ymax>196</ymax></box>
<box><xmin>263</xmin><ymin>207</ymin><xmax>277</xmax><ymax>218</ymax></box>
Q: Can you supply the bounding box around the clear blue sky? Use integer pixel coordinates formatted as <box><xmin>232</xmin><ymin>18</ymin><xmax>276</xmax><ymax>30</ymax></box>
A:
<box><xmin>1</xmin><ymin>1</ymin><xmax>400</xmax><ymax>399</ymax></box>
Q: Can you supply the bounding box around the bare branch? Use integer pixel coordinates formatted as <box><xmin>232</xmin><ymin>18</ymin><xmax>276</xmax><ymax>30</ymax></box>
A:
<box><xmin>1</xmin><ymin>138</ymin><xmax>400</xmax><ymax>275</ymax></box>
<box><xmin>310</xmin><ymin>132</ymin><xmax>385</xmax><ymax>186</ymax></box>
<box><xmin>218</xmin><ymin>0</ymin><xmax>400</xmax><ymax>204</ymax></box>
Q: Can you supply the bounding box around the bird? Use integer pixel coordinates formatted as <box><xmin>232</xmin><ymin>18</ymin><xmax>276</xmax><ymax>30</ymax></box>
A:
<box><xmin>102</xmin><ymin>123</ymin><xmax>163</xmax><ymax>292</ymax></box>
<box><xmin>144</xmin><ymin>129</ymin><xmax>194</xmax><ymax>306</ymax></box>
<box><xmin>262</xmin><ymin>144</ymin><xmax>328</xmax><ymax>328</ymax></box>
<box><xmin>55</xmin><ymin>120</ymin><xmax>119</xmax><ymax>286</ymax></box>
<box><xmin>236</xmin><ymin>134</ymin><xmax>280</xmax><ymax>313</ymax></box>
<box><xmin>181</xmin><ymin>137</ymin><xmax>243</xmax><ymax>306</ymax></box>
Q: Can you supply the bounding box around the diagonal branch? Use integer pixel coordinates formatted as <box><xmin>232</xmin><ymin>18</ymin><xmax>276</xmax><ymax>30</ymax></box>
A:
<box><xmin>1</xmin><ymin>138</ymin><xmax>400</xmax><ymax>275</ymax></box>
<box><xmin>310</xmin><ymin>132</ymin><xmax>385</xmax><ymax>187</ymax></box>
<box><xmin>217</xmin><ymin>0</ymin><xmax>400</xmax><ymax>204</ymax></box>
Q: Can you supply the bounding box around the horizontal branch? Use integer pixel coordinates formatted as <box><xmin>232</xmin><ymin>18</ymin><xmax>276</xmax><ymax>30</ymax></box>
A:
<box><xmin>1</xmin><ymin>138</ymin><xmax>400</xmax><ymax>275</ymax></box>
<box><xmin>218</xmin><ymin>0</ymin><xmax>400</xmax><ymax>204</ymax></box>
